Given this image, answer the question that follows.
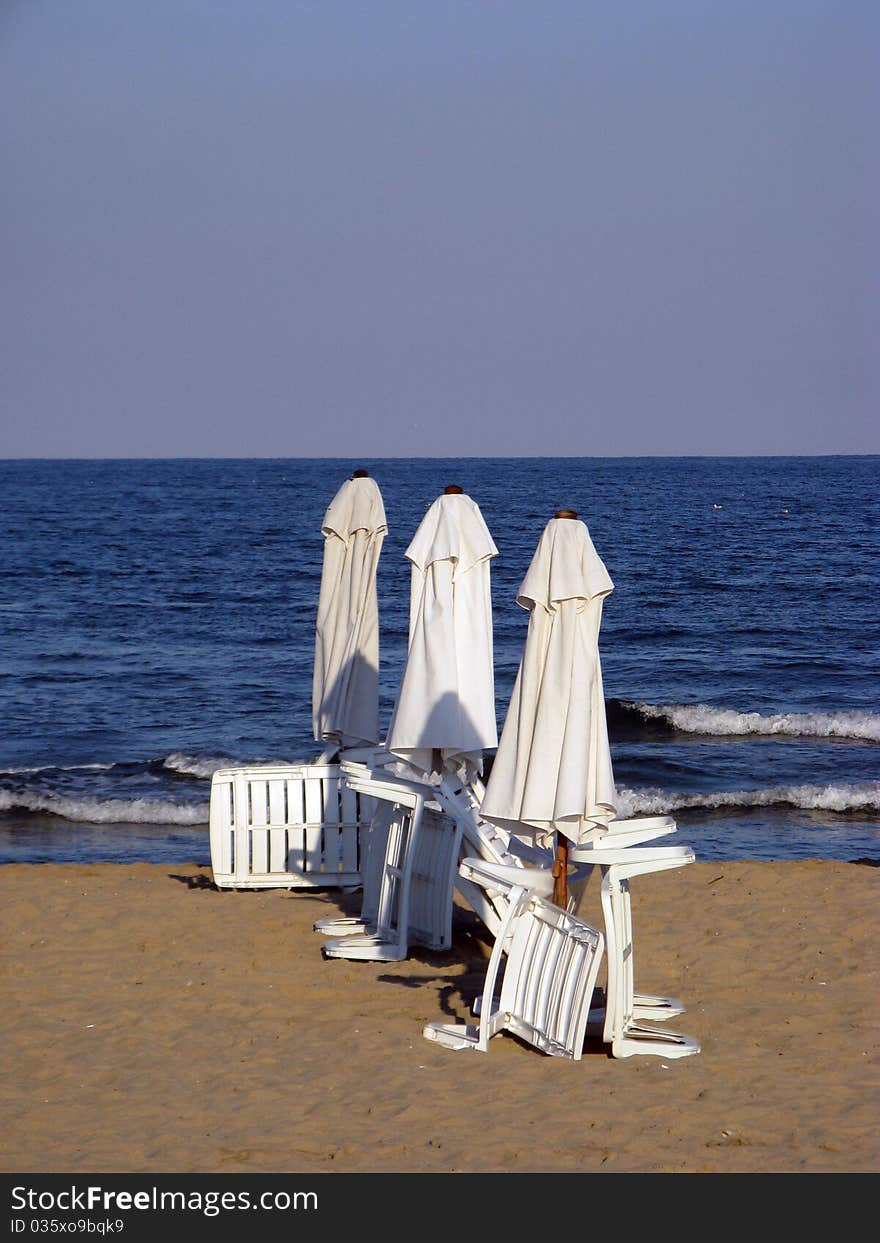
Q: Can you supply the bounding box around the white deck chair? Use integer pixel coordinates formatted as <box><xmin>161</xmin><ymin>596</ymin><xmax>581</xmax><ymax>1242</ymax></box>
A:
<box><xmin>337</xmin><ymin>752</ymin><xmax>677</xmax><ymax>867</ymax></box>
<box><xmin>209</xmin><ymin>763</ymin><xmax>374</xmax><ymax>890</ymax></box>
<box><xmin>570</xmin><ymin>842</ymin><xmax>701</xmax><ymax>1058</ymax></box>
<box><xmin>301</xmin><ymin>758</ymin><xmax>524</xmax><ymax>949</ymax></box>
<box><xmin>423</xmin><ymin>858</ymin><xmax>604</xmax><ymax>1059</ymax></box>
<box><xmin>319</xmin><ymin>772</ymin><xmax>463</xmax><ymax>962</ymax></box>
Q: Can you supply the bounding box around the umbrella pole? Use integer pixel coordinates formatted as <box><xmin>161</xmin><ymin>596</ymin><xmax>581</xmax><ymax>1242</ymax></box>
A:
<box><xmin>550</xmin><ymin>508</ymin><xmax>578</xmax><ymax>911</ymax></box>
<box><xmin>552</xmin><ymin>834</ymin><xmax>569</xmax><ymax>909</ymax></box>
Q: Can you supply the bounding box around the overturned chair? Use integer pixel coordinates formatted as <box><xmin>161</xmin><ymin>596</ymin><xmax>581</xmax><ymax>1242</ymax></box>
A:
<box><xmin>423</xmin><ymin>858</ymin><xmax>605</xmax><ymax>1059</ymax></box>
<box><xmin>209</xmin><ymin>762</ymin><xmax>374</xmax><ymax>890</ymax></box>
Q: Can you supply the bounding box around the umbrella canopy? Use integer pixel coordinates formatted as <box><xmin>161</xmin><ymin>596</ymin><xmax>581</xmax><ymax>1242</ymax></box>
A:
<box><xmin>386</xmin><ymin>487</ymin><xmax>498</xmax><ymax>782</ymax></box>
<box><xmin>312</xmin><ymin>471</ymin><xmax>387</xmax><ymax>750</ymax></box>
<box><xmin>480</xmin><ymin>511</ymin><xmax>618</xmax><ymax>860</ymax></box>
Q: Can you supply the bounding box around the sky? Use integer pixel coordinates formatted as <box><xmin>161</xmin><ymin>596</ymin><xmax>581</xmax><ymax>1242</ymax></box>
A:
<box><xmin>1</xmin><ymin>1</ymin><xmax>877</xmax><ymax>458</ymax></box>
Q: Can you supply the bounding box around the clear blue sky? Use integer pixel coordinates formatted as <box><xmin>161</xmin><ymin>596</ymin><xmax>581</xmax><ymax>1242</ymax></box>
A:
<box><xmin>2</xmin><ymin>1</ymin><xmax>876</xmax><ymax>457</ymax></box>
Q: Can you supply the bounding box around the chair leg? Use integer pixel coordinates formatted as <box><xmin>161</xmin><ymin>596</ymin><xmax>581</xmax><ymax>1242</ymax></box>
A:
<box><xmin>598</xmin><ymin>857</ymin><xmax>700</xmax><ymax>1059</ymax></box>
<box><xmin>578</xmin><ymin>859</ymin><xmax>686</xmax><ymax>1023</ymax></box>
<box><xmin>423</xmin><ymin>885</ymin><xmax>525</xmax><ymax>1053</ymax></box>
<box><xmin>321</xmin><ymin>794</ymin><xmax>415</xmax><ymax>962</ymax></box>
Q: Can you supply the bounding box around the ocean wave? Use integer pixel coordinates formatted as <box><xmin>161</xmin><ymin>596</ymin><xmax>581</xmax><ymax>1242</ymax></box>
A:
<box><xmin>0</xmin><ymin>790</ymin><xmax>207</xmax><ymax>826</ymax></box>
<box><xmin>615</xmin><ymin>780</ymin><xmax>880</xmax><ymax>816</ymax></box>
<box><xmin>0</xmin><ymin>762</ymin><xmax>115</xmax><ymax>777</ymax></box>
<box><xmin>161</xmin><ymin>752</ymin><xmax>242</xmax><ymax>779</ymax></box>
<box><xmin>0</xmin><ymin>753</ymin><xmax>303</xmax><ymax>785</ymax></box>
<box><xmin>616</xmin><ymin>702</ymin><xmax>880</xmax><ymax>741</ymax></box>
<box><xmin>160</xmin><ymin>752</ymin><xmax>305</xmax><ymax>778</ymax></box>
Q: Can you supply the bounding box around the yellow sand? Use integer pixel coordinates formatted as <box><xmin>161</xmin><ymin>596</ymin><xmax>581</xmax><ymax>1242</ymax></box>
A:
<box><xmin>2</xmin><ymin>859</ymin><xmax>877</xmax><ymax>1173</ymax></box>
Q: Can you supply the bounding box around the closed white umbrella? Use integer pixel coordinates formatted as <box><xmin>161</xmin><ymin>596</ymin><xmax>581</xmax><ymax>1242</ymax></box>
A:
<box><xmin>312</xmin><ymin>470</ymin><xmax>387</xmax><ymax>752</ymax></box>
<box><xmin>480</xmin><ymin>509</ymin><xmax>618</xmax><ymax>906</ymax></box>
<box><xmin>386</xmin><ymin>486</ymin><xmax>498</xmax><ymax>783</ymax></box>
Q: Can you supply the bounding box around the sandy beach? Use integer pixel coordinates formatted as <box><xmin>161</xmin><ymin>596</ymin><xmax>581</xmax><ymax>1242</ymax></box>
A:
<box><xmin>2</xmin><ymin>858</ymin><xmax>877</xmax><ymax>1175</ymax></box>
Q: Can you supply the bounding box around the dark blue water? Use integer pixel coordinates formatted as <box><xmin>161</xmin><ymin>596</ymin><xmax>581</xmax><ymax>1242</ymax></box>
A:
<box><xmin>1</xmin><ymin>457</ymin><xmax>877</xmax><ymax>864</ymax></box>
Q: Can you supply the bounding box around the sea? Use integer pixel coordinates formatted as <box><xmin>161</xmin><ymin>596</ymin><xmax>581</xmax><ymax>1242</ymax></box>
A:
<box><xmin>1</xmin><ymin>456</ymin><xmax>877</xmax><ymax>866</ymax></box>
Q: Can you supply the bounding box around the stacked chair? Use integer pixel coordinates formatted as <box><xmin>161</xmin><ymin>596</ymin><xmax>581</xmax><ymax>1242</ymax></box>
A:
<box><xmin>208</xmin><ymin>754</ymin><xmax>700</xmax><ymax>1060</ymax></box>
<box><xmin>208</xmin><ymin>755</ymin><xmax>465</xmax><ymax>962</ymax></box>
<box><xmin>570</xmin><ymin>838</ymin><xmax>700</xmax><ymax>1059</ymax></box>
<box><xmin>314</xmin><ymin>767</ymin><xmax>463</xmax><ymax>962</ymax></box>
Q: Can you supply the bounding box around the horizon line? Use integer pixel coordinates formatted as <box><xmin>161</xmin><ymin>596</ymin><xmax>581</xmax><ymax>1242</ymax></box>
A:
<box><xmin>2</xmin><ymin>452</ymin><xmax>878</xmax><ymax>464</ymax></box>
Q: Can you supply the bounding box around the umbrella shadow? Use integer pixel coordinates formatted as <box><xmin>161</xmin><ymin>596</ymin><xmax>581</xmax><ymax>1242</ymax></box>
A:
<box><xmin>314</xmin><ymin>648</ymin><xmax>380</xmax><ymax>750</ymax></box>
<box><xmin>387</xmin><ymin>688</ymin><xmax>498</xmax><ymax>763</ymax></box>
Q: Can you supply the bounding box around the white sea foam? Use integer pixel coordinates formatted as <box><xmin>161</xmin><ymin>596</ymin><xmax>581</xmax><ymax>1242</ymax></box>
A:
<box><xmin>0</xmin><ymin>790</ymin><xmax>207</xmax><ymax>825</ymax></box>
<box><xmin>623</xmin><ymin>702</ymin><xmax>880</xmax><ymax>742</ymax></box>
<box><xmin>615</xmin><ymin>780</ymin><xmax>880</xmax><ymax>817</ymax></box>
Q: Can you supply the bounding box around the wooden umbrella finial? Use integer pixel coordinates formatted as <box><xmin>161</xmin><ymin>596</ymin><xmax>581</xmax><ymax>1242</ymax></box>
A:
<box><xmin>352</xmin><ymin>468</ymin><xmax>369</xmax><ymax>478</ymax></box>
<box><xmin>555</xmin><ymin>508</ymin><xmax>578</xmax><ymax>519</ymax></box>
<box><xmin>444</xmin><ymin>484</ymin><xmax>464</xmax><ymax>494</ymax></box>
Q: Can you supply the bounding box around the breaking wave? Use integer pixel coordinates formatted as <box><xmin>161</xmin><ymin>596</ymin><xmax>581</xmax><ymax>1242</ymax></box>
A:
<box><xmin>615</xmin><ymin>702</ymin><xmax>880</xmax><ymax>742</ymax></box>
<box><xmin>615</xmin><ymin>780</ymin><xmax>880</xmax><ymax>817</ymax></box>
<box><xmin>161</xmin><ymin>752</ymin><xmax>303</xmax><ymax>778</ymax></box>
<box><xmin>0</xmin><ymin>790</ymin><xmax>207</xmax><ymax>826</ymax></box>
<box><xmin>161</xmin><ymin>752</ymin><xmax>241</xmax><ymax>779</ymax></box>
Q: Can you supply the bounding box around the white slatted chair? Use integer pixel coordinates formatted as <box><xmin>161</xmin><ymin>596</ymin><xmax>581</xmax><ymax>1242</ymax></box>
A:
<box><xmin>423</xmin><ymin>858</ymin><xmax>604</xmax><ymax>1059</ymax></box>
<box><xmin>319</xmin><ymin>772</ymin><xmax>463</xmax><ymax>962</ymax></box>
<box><xmin>314</xmin><ymin>762</ymin><xmax>436</xmax><ymax>940</ymax></box>
<box><xmin>321</xmin><ymin>760</ymin><xmax>545</xmax><ymax>939</ymax></box>
<box><xmin>209</xmin><ymin>764</ymin><xmax>373</xmax><ymax>890</ymax></box>
<box><xmin>570</xmin><ymin>842</ymin><xmax>701</xmax><ymax>1058</ymax></box>
<box><xmin>433</xmin><ymin>784</ymin><xmax>691</xmax><ymax>1035</ymax></box>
